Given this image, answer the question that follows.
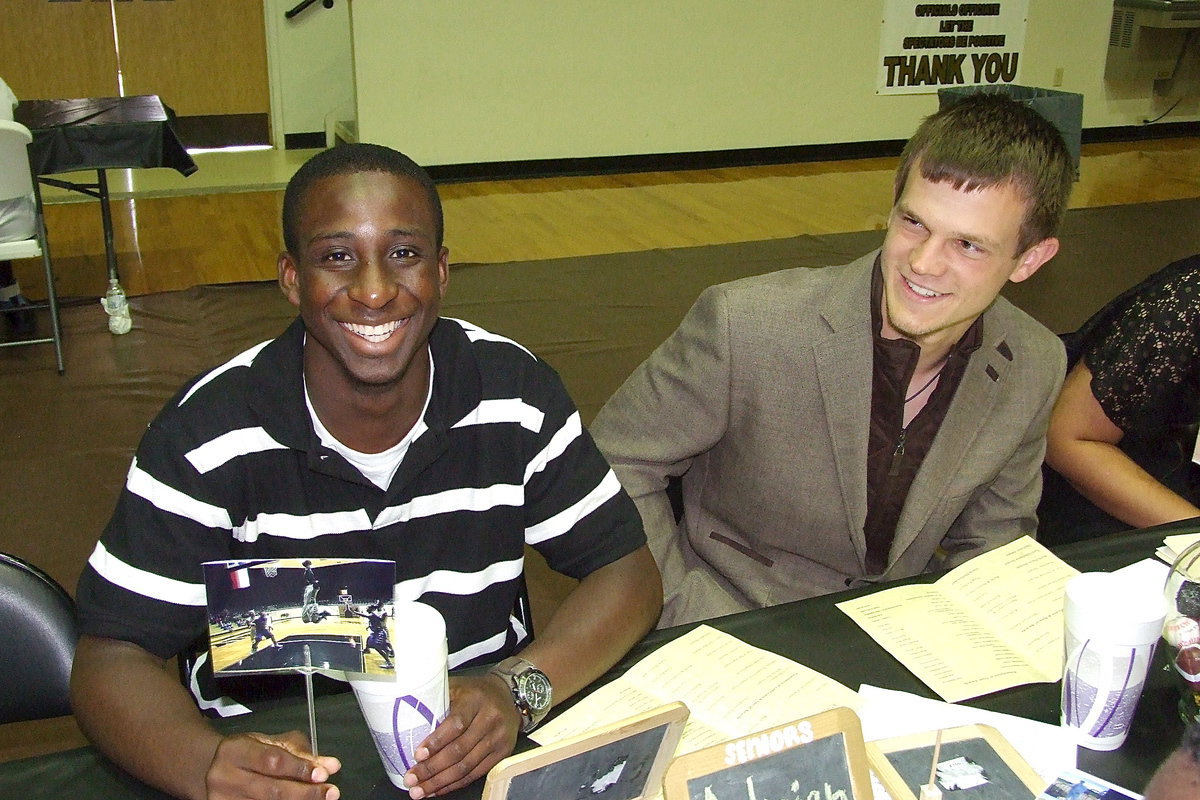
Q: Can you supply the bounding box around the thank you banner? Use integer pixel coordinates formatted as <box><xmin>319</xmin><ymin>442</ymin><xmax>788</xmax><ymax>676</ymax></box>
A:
<box><xmin>877</xmin><ymin>1</ymin><xmax>1029</xmax><ymax>95</ymax></box>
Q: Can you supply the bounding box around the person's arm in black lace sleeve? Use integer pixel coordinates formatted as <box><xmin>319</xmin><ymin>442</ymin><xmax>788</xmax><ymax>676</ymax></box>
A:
<box><xmin>1047</xmin><ymin>261</ymin><xmax>1200</xmax><ymax>528</ymax></box>
<box><xmin>1046</xmin><ymin>360</ymin><xmax>1200</xmax><ymax>528</ymax></box>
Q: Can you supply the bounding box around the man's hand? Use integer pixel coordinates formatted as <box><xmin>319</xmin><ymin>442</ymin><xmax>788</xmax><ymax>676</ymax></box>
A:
<box><xmin>74</xmin><ymin>635</ymin><xmax>343</xmax><ymax>800</ymax></box>
<box><xmin>206</xmin><ymin>731</ymin><xmax>342</xmax><ymax>800</ymax></box>
<box><xmin>403</xmin><ymin>675</ymin><xmax>520</xmax><ymax>799</ymax></box>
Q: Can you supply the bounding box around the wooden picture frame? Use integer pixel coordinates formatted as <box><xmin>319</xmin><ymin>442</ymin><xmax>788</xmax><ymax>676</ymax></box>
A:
<box><xmin>481</xmin><ymin>702</ymin><xmax>689</xmax><ymax>800</ymax></box>
<box><xmin>866</xmin><ymin>723</ymin><xmax>1045</xmax><ymax>800</ymax></box>
<box><xmin>663</xmin><ymin>706</ymin><xmax>871</xmax><ymax>800</ymax></box>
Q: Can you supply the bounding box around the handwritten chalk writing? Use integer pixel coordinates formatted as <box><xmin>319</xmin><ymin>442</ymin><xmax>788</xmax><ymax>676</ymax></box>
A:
<box><xmin>702</xmin><ymin>777</ymin><xmax>850</xmax><ymax>800</ymax></box>
<box><xmin>685</xmin><ymin>729</ymin><xmax>854</xmax><ymax>800</ymax></box>
<box><xmin>723</xmin><ymin>722</ymin><xmax>815</xmax><ymax>767</ymax></box>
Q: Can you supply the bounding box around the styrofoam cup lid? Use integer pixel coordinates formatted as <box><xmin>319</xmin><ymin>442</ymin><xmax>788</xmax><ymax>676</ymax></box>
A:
<box><xmin>392</xmin><ymin>600</ymin><xmax>448</xmax><ymax>682</ymax></box>
<box><xmin>1065</xmin><ymin>571</ymin><xmax>1167</xmax><ymax>644</ymax></box>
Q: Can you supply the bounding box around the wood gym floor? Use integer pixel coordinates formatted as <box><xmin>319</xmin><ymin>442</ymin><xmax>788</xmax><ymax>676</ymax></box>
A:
<box><xmin>12</xmin><ymin>136</ymin><xmax>1200</xmax><ymax>303</ymax></box>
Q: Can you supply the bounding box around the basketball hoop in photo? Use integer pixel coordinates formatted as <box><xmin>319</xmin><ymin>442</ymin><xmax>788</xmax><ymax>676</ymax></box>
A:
<box><xmin>201</xmin><ymin>558</ymin><xmax>397</xmax><ymax>677</ymax></box>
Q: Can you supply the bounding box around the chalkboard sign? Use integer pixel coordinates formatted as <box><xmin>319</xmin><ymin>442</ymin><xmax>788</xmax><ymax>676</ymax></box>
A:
<box><xmin>664</xmin><ymin>707</ymin><xmax>870</xmax><ymax>800</ymax></box>
<box><xmin>866</xmin><ymin>724</ymin><xmax>1044</xmax><ymax>800</ymax></box>
<box><xmin>481</xmin><ymin>702</ymin><xmax>688</xmax><ymax>800</ymax></box>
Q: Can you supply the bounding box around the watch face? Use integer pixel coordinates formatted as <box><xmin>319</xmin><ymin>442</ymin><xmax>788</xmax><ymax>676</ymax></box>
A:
<box><xmin>517</xmin><ymin>670</ymin><xmax>553</xmax><ymax>713</ymax></box>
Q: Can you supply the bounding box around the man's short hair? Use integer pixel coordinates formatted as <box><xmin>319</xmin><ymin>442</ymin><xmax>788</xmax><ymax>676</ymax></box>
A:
<box><xmin>1183</xmin><ymin>718</ymin><xmax>1200</xmax><ymax>764</ymax></box>
<box><xmin>282</xmin><ymin>143</ymin><xmax>444</xmax><ymax>255</ymax></box>
<box><xmin>894</xmin><ymin>92</ymin><xmax>1073</xmax><ymax>254</ymax></box>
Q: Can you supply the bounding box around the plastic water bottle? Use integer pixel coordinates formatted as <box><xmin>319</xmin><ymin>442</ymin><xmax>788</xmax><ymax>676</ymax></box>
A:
<box><xmin>101</xmin><ymin>279</ymin><xmax>132</xmax><ymax>335</ymax></box>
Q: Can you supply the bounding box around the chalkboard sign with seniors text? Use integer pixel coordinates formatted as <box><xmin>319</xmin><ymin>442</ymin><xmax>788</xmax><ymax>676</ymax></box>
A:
<box><xmin>664</xmin><ymin>707</ymin><xmax>871</xmax><ymax>800</ymax></box>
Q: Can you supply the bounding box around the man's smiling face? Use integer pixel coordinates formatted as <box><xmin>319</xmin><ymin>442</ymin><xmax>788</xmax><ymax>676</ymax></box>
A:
<box><xmin>278</xmin><ymin>170</ymin><xmax>448</xmax><ymax>394</ymax></box>
<box><xmin>880</xmin><ymin>163</ymin><xmax>1056</xmax><ymax>353</ymax></box>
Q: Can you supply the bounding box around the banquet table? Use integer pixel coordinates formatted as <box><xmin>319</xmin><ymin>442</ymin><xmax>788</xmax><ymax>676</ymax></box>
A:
<box><xmin>0</xmin><ymin>523</ymin><xmax>1186</xmax><ymax>798</ymax></box>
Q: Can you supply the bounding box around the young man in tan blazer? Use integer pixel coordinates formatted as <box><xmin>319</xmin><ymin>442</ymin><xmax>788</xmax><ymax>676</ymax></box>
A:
<box><xmin>593</xmin><ymin>93</ymin><xmax>1074</xmax><ymax>627</ymax></box>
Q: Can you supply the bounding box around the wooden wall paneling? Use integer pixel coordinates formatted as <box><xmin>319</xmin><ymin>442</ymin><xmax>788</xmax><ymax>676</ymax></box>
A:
<box><xmin>113</xmin><ymin>0</ymin><xmax>269</xmax><ymax>117</ymax></box>
<box><xmin>0</xmin><ymin>0</ymin><xmax>119</xmax><ymax>101</ymax></box>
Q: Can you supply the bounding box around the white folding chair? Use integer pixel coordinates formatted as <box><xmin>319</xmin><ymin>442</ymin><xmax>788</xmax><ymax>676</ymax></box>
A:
<box><xmin>0</xmin><ymin>119</ymin><xmax>63</xmax><ymax>374</ymax></box>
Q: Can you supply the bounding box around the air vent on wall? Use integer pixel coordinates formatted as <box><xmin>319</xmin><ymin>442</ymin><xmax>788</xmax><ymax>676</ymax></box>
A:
<box><xmin>1106</xmin><ymin>1</ymin><xmax>1200</xmax><ymax>81</ymax></box>
<box><xmin>1111</xmin><ymin>8</ymin><xmax>1136</xmax><ymax>48</ymax></box>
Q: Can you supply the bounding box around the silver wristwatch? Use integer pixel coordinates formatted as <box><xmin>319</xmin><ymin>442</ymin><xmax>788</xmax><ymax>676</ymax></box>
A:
<box><xmin>488</xmin><ymin>656</ymin><xmax>553</xmax><ymax>733</ymax></box>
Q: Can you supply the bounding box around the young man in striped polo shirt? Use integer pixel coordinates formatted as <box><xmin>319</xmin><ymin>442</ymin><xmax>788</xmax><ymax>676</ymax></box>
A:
<box><xmin>71</xmin><ymin>144</ymin><xmax>662</xmax><ymax>800</ymax></box>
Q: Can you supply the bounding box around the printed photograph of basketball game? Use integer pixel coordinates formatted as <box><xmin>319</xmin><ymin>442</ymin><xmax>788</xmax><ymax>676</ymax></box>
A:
<box><xmin>201</xmin><ymin>558</ymin><xmax>397</xmax><ymax>676</ymax></box>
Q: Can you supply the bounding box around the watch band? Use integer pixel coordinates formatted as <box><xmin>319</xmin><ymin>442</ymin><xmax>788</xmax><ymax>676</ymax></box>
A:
<box><xmin>489</xmin><ymin>656</ymin><xmax>553</xmax><ymax>733</ymax></box>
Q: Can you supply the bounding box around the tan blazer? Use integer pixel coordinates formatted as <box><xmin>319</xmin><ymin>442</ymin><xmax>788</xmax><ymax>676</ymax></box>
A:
<box><xmin>592</xmin><ymin>252</ymin><xmax>1066</xmax><ymax>627</ymax></box>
